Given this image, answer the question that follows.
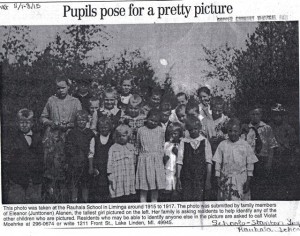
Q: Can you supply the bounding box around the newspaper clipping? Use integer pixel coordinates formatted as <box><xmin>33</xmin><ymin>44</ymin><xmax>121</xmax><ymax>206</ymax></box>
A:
<box><xmin>0</xmin><ymin>0</ymin><xmax>299</xmax><ymax>235</ymax></box>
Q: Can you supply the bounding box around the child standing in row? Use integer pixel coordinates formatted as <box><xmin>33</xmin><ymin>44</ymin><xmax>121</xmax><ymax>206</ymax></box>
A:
<box><xmin>89</xmin><ymin>116</ymin><xmax>114</xmax><ymax>203</ymax></box>
<box><xmin>65</xmin><ymin>110</ymin><xmax>95</xmax><ymax>203</ymax></box>
<box><xmin>176</xmin><ymin>116</ymin><xmax>213</xmax><ymax>201</ymax></box>
<box><xmin>41</xmin><ymin>78</ymin><xmax>82</xmax><ymax>203</ymax></box>
<box><xmin>87</xmin><ymin>97</ymin><xmax>101</xmax><ymax>134</ymax></box>
<box><xmin>213</xmin><ymin>118</ymin><xmax>258</xmax><ymax>200</ymax></box>
<box><xmin>136</xmin><ymin>109</ymin><xmax>166</xmax><ymax>202</ymax></box>
<box><xmin>118</xmin><ymin>78</ymin><xmax>133</xmax><ymax>110</ymax></box>
<box><xmin>169</xmin><ymin>92</ymin><xmax>188</xmax><ymax>123</ymax></box>
<box><xmin>120</xmin><ymin>94</ymin><xmax>147</xmax><ymax>157</ymax></box>
<box><xmin>99</xmin><ymin>88</ymin><xmax>121</xmax><ymax>128</ymax></box>
<box><xmin>163</xmin><ymin>122</ymin><xmax>184</xmax><ymax>201</ymax></box>
<box><xmin>242</xmin><ymin>106</ymin><xmax>278</xmax><ymax>200</ymax></box>
<box><xmin>202</xmin><ymin>96</ymin><xmax>229</xmax><ymax>154</ymax></box>
<box><xmin>107</xmin><ymin>124</ymin><xmax>136</xmax><ymax>202</ymax></box>
<box><xmin>6</xmin><ymin>109</ymin><xmax>44</xmax><ymax>204</ymax></box>
<box><xmin>197</xmin><ymin>86</ymin><xmax>212</xmax><ymax>121</ymax></box>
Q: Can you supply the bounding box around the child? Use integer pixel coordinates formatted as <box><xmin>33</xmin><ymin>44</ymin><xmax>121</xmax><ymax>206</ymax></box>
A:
<box><xmin>163</xmin><ymin>122</ymin><xmax>184</xmax><ymax>201</ymax></box>
<box><xmin>242</xmin><ymin>105</ymin><xmax>278</xmax><ymax>200</ymax></box>
<box><xmin>99</xmin><ymin>87</ymin><xmax>121</xmax><ymax>128</ymax></box>
<box><xmin>86</xmin><ymin>96</ymin><xmax>101</xmax><ymax>133</ymax></box>
<box><xmin>120</xmin><ymin>94</ymin><xmax>146</xmax><ymax>158</ymax></box>
<box><xmin>169</xmin><ymin>92</ymin><xmax>188</xmax><ymax>123</ymax></box>
<box><xmin>197</xmin><ymin>86</ymin><xmax>212</xmax><ymax>121</ymax></box>
<box><xmin>6</xmin><ymin>109</ymin><xmax>44</xmax><ymax>204</ymax></box>
<box><xmin>269</xmin><ymin>103</ymin><xmax>297</xmax><ymax>177</ymax></box>
<box><xmin>118</xmin><ymin>78</ymin><xmax>133</xmax><ymax>110</ymax></box>
<box><xmin>74</xmin><ymin>78</ymin><xmax>92</xmax><ymax>112</ymax></box>
<box><xmin>202</xmin><ymin>96</ymin><xmax>229</xmax><ymax>154</ymax></box>
<box><xmin>213</xmin><ymin>118</ymin><xmax>258</xmax><ymax>200</ymax></box>
<box><xmin>89</xmin><ymin>116</ymin><xmax>114</xmax><ymax>203</ymax></box>
<box><xmin>40</xmin><ymin>77</ymin><xmax>82</xmax><ymax>202</ymax></box>
<box><xmin>175</xmin><ymin>104</ymin><xmax>189</xmax><ymax>138</ymax></box>
<box><xmin>107</xmin><ymin>124</ymin><xmax>136</xmax><ymax>202</ymax></box>
<box><xmin>175</xmin><ymin>104</ymin><xmax>187</xmax><ymax>125</ymax></box>
<box><xmin>186</xmin><ymin>100</ymin><xmax>202</xmax><ymax>121</ymax></box>
<box><xmin>136</xmin><ymin>109</ymin><xmax>166</xmax><ymax>202</ymax></box>
<box><xmin>269</xmin><ymin>103</ymin><xmax>297</xmax><ymax>154</ymax></box>
<box><xmin>142</xmin><ymin>88</ymin><xmax>163</xmax><ymax>115</ymax></box>
<box><xmin>65</xmin><ymin>110</ymin><xmax>95</xmax><ymax>203</ymax></box>
<box><xmin>201</xmin><ymin>96</ymin><xmax>229</xmax><ymax>200</ymax></box>
<box><xmin>176</xmin><ymin>116</ymin><xmax>212</xmax><ymax>201</ymax></box>
<box><xmin>160</xmin><ymin>100</ymin><xmax>172</xmax><ymax>132</ymax></box>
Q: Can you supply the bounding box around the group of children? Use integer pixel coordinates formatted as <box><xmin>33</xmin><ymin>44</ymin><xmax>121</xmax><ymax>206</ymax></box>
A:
<box><xmin>4</xmin><ymin>77</ymin><xmax>298</xmax><ymax>204</ymax></box>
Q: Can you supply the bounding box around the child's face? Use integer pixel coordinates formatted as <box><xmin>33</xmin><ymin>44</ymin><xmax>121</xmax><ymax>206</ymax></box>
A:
<box><xmin>212</xmin><ymin>104</ymin><xmax>224</xmax><ymax>120</ymax></box>
<box><xmin>76</xmin><ymin>116</ymin><xmax>88</xmax><ymax>130</ymax></box>
<box><xmin>149</xmin><ymin>94</ymin><xmax>161</xmax><ymax>107</ymax></box>
<box><xmin>89</xmin><ymin>100</ymin><xmax>100</xmax><ymax>114</ymax></box>
<box><xmin>98</xmin><ymin>122</ymin><xmax>111</xmax><ymax>136</ymax></box>
<box><xmin>78</xmin><ymin>83</ymin><xmax>89</xmax><ymax>95</ymax></box>
<box><xmin>186</xmin><ymin>107</ymin><xmax>199</xmax><ymax>118</ymax></box>
<box><xmin>170</xmin><ymin>130</ymin><xmax>181</xmax><ymax>143</ymax></box>
<box><xmin>127</xmin><ymin>104</ymin><xmax>140</xmax><ymax>118</ymax></box>
<box><xmin>272</xmin><ymin>113</ymin><xmax>283</xmax><ymax>125</ymax></box>
<box><xmin>199</xmin><ymin>92</ymin><xmax>210</xmax><ymax>107</ymax></box>
<box><xmin>17</xmin><ymin>119</ymin><xmax>33</xmax><ymax>134</ymax></box>
<box><xmin>122</xmin><ymin>80</ymin><xmax>132</xmax><ymax>95</ymax></box>
<box><xmin>56</xmin><ymin>81</ymin><xmax>69</xmax><ymax>99</ymax></box>
<box><xmin>117</xmin><ymin>131</ymin><xmax>129</xmax><ymax>145</ymax></box>
<box><xmin>104</xmin><ymin>92</ymin><xmax>116</xmax><ymax>110</ymax></box>
<box><xmin>161</xmin><ymin>110</ymin><xmax>171</xmax><ymax>124</ymax></box>
<box><xmin>147</xmin><ymin>115</ymin><xmax>160</xmax><ymax>129</ymax></box>
<box><xmin>249</xmin><ymin>109</ymin><xmax>262</xmax><ymax>125</ymax></box>
<box><xmin>177</xmin><ymin>95</ymin><xmax>188</xmax><ymax>106</ymax></box>
<box><xmin>228</xmin><ymin>124</ymin><xmax>240</xmax><ymax>142</ymax></box>
<box><xmin>187</xmin><ymin>124</ymin><xmax>201</xmax><ymax>139</ymax></box>
<box><xmin>177</xmin><ymin>110</ymin><xmax>187</xmax><ymax>124</ymax></box>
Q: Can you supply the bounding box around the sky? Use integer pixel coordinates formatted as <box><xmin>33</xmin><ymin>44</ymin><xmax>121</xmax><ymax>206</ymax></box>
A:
<box><xmin>0</xmin><ymin>22</ymin><xmax>257</xmax><ymax>93</ymax></box>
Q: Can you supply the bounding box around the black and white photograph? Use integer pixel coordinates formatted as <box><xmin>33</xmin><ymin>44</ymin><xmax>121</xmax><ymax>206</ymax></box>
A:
<box><xmin>1</xmin><ymin>21</ymin><xmax>299</xmax><ymax>205</ymax></box>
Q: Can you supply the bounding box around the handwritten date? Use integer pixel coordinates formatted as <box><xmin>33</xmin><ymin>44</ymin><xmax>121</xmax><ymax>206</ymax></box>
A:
<box><xmin>14</xmin><ymin>3</ymin><xmax>41</xmax><ymax>10</ymax></box>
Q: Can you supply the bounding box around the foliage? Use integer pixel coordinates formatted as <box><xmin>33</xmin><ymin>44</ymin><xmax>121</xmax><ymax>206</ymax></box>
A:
<box><xmin>1</xmin><ymin>26</ymin><xmax>174</xmax><ymax>131</ymax></box>
<box><xmin>233</xmin><ymin>22</ymin><xmax>298</xmax><ymax>116</ymax></box>
<box><xmin>202</xmin><ymin>22</ymin><xmax>299</xmax><ymax>121</ymax></box>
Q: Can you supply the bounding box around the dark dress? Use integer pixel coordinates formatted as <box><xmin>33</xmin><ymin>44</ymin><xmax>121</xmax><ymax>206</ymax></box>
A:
<box><xmin>65</xmin><ymin>128</ymin><xmax>95</xmax><ymax>195</ymax></box>
<box><xmin>89</xmin><ymin>134</ymin><xmax>114</xmax><ymax>203</ymax></box>
<box><xmin>181</xmin><ymin>140</ymin><xmax>207</xmax><ymax>201</ymax></box>
<box><xmin>74</xmin><ymin>92</ymin><xmax>93</xmax><ymax>113</ymax></box>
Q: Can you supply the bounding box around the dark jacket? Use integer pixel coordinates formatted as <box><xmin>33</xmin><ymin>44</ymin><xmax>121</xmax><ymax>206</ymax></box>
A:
<box><xmin>7</xmin><ymin>130</ymin><xmax>44</xmax><ymax>188</ymax></box>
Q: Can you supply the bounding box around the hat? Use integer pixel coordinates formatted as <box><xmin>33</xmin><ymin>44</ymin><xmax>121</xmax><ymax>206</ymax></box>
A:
<box><xmin>17</xmin><ymin>108</ymin><xmax>34</xmax><ymax>120</ymax></box>
<box><xmin>271</xmin><ymin>103</ymin><xmax>286</xmax><ymax>113</ymax></box>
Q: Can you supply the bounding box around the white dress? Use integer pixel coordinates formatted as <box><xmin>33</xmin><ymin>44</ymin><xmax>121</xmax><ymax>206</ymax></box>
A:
<box><xmin>164</xmin><ymin>142</ymin><xmax>179</xmax><ymax>190</ymax></box>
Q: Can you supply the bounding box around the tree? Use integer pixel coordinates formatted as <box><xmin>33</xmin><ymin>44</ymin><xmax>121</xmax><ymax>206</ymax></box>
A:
<box><xmin>201</xmin><ymin>43</ymin><xmax>237</xmax><ymax>100</ymax></box>
<box><xmin>233</xmin><ymin>22</ymin><xmax>298</xmax><ymax>118</ymax></box>
<box><xmin>0</xmin><ymin>26</ymin><xmax>36</xmax><ymax>65</ymax></box>
<box><xmin>202</xmin><ymin>22</ymin><xmax>298</xmax><ymax>120</ymax></box>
